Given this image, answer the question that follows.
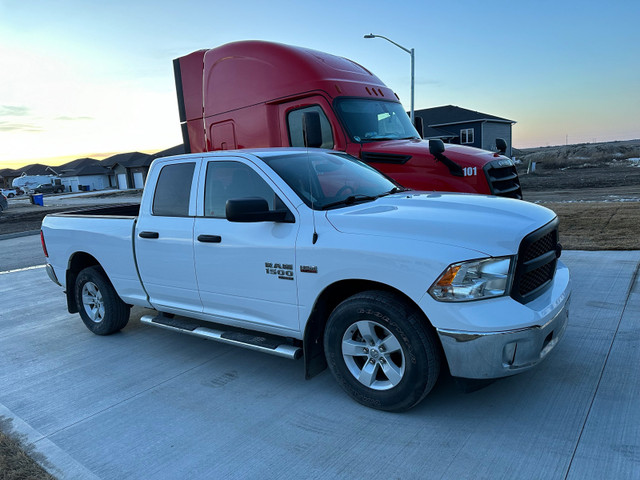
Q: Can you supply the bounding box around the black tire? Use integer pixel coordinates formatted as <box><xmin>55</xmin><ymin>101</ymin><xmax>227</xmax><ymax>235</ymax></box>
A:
<box><xmin>75</xmin><ymin>266</ymin><xmax>130</xmax><ymax>335</ymax></box>
<box><xmin>324</xmin><ymin>290</ymin><xmax>441</xmax><ymax>412</ymax></box>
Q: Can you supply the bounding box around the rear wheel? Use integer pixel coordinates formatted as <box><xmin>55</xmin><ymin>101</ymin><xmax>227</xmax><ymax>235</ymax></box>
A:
<box><xmin>324</xmin><ymin>290</ymin><xmax>441</xmax><ymax>412</ymax></box>
<box><xmin>75</xmin><ymin>266</ymin><xmax>130</xmax><ymax>335</ymax></box>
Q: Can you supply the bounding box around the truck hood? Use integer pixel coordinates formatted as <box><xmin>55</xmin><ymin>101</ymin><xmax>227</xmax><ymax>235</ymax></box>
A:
<box><xmin>361</xmin><ymin>139</ymin><xmax>510</xmax><ymax>168</ymax></box>
<box><xmin>325</xmin><ymin>192</ymin><xmax>556</xmax><ymax>257</ymax></box>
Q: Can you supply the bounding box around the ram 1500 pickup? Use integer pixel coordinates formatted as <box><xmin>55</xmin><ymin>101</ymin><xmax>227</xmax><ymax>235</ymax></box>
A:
<box><xmin>41</xmin><ymin>148</ymin><xmax>570</xmax><ymax>411</ymax></box>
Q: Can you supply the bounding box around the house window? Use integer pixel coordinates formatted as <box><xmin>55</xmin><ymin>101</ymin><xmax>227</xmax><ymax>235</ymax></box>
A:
<box><xmin>461</xmin><ymin>128</ymin><xmax>474</xmax><ymax>144</ymax></box>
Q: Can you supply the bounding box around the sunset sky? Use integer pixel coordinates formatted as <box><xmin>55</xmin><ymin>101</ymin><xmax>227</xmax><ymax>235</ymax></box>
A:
<box><xmin>1</xmin><ymin>0</ymin><xmax>639</xmax><ymax>169</ymax></box>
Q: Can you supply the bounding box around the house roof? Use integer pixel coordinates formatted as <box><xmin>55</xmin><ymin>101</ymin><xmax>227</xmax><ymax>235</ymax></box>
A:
<box><xmin>154</xmin><ymin>144</ymin><xmax>185</xmax><ymax>158</ymax></box>
<box><xmin>56</xmin><ymin>158</ymin><xmax>111</xmax><ymax>177</ymax></box>
<box><xmin>58</xmin><ymin>157</ymin><xmax>100</xmax><ymax>170</ymax></box>
<box><xmin>11</xmin><ymin>163</ymin><xmax>54</xmax><ymax>176</ymax></box>
<box><xmin>102</xmin><ymin>152</ymin><xmax>154</xmax><ymax>168</ymax></box>
<box><xmin>415</xmin><ymin>105</ymin><xmax>515</xmax><ymax>127</ymax></box>
<box><xmin>3</xmin><ymin>147</ymin><xmax>178</xmax><ymax>178</ymax></box>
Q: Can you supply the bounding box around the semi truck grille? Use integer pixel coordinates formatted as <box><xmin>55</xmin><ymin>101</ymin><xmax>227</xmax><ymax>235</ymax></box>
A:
<box><xmin>511</xmin><ymin>219</ymin><xmax>559</xmax><ymax>304</ymax></box>
<box><xmin>485</xmin><ymin>160</ymin><xmax>522</xmax><ymax>199</ymax></box>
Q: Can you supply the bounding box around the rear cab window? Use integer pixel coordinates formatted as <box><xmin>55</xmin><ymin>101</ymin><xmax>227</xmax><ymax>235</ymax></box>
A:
<box><xmin>152</xmin><ymin>162</ymin><xmax>196</xmax><ymax>216</ymax></box>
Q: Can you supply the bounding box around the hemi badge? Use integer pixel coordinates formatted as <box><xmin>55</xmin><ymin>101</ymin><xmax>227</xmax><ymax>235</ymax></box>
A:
<box><xmin>300</xmin><ymin>265</ymin><xmax>318</xmax><ymax>274</ymax></box>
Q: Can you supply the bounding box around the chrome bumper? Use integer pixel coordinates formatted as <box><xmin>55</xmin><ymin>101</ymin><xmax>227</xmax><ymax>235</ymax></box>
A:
<box><xmin>437</xmin><ymin>296</ymin><xmax>570</xmax><ymax>379</ymax></box>
<box><xmin>45</xmin><ymin>263</ymin><xmax>62</xmax><ymax>286</ymax></box>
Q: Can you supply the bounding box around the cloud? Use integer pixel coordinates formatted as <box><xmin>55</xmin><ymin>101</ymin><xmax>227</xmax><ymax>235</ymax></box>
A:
<box><xmin>0</xmin><ymin>105</ymin><xmax>30</xmax><ymax>116</ymax></box>
<box><xmin>0</xmin><ymin>121</ymin><xmax>42</xmax><ymax>132</ymax></box>
<box><xmin>55</xmin><ymin>115</ymin><xmax>94</xmax><ymax>121</ymax></box>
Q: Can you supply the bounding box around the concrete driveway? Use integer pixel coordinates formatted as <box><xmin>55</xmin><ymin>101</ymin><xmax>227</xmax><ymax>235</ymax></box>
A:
<box><xmin>1</xmin><ymin>251</ymin><xmax>638</xmax><ymax>479</ymax></box>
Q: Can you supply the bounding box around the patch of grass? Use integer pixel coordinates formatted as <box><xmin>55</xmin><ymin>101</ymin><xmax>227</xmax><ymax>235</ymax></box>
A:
<box><xmin>540</xmin><ymin>202</ymin><xmax>640</xmax><ymax>250</ymax></box>
<box><xmin>0</xmin><ymin>417</ymin><xmax>56</xmax><ymax>480</ymax></box>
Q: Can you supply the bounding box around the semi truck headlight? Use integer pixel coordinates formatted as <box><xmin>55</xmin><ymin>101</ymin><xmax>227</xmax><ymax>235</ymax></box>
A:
<box><xmin>428</xmin><ymin>257</ymin><xmax>513</xmax><ymax>302</ymax></box>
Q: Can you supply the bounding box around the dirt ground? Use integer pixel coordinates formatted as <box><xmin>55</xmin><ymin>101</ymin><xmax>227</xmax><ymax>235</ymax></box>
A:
<box><xmin>0</xmin><ymin>190</ymin><xmax>142</xmax><ymax>236</ymax></box>
<box><xmin>516</xmin><ymin>156</ymin><xmax>640</xmax><ymax>250</ymax></box>
<box><xmin>1</xmin><ymin>161</ymin><xmax>639</xmax><ymax>250</ymax></box>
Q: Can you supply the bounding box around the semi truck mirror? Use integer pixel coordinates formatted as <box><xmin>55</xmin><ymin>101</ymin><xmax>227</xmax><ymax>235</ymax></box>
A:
<box><xmin>414</xmin><ymin>117</ymin><xmax>424</xmax><ymax>138</ymax></box>
<box><xmin>429</xmin><ymin>139</ymin><xmax>445</xmax><ymax>156</ymax></box>
<box><xmin>302</xmin><ymin>112</ymin><xmax>323</xmax><ymax>148</ymax></box>
<box><xmin>429</xmin><ymin>139</ymin><xmax>464</xmax><ymax>177</ymax></box>
<box><xmin>496</xmin><ymin>138</ymin><xmax>507</xmax><ymax>155</ymax></box>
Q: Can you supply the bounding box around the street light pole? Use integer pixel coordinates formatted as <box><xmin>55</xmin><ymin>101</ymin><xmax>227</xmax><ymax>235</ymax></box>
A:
<box><xmin>364</xmin><ymin>33</ymin><xmax>415</xmax><ymax>125</ymax></box>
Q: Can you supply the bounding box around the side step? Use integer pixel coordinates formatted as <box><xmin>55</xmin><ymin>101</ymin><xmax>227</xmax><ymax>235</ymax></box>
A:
<box><xmin>140</xmin><ymin>314</ymin><xmax>303</xmax><ymax>360</ymax></box>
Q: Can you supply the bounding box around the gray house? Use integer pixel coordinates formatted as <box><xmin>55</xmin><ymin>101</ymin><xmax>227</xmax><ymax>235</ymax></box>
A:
<box><xmin>56</xmin><ymin>158</ymin><xmax>111</xmax><ymax>192</ymax></box>
<box><xmin>415</xmin><ymin>106</ymin><xmax>516</xmax><ymax>157</ymax></box>
<box><xmin>154</xmin><ymin>144</ymin><xmax>185</xmax><ymax>159</ymax></box>
<box><xmin>102</xmin><ymin>152</ymin><xmax>154</xmax><ymax>189</ymax></box>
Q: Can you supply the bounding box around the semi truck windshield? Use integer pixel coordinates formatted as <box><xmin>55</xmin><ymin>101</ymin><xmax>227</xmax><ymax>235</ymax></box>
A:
<box><xmin>335</xmin><ymin>99</ymin><xmax>420</xmax><ymax>143</ymax></box>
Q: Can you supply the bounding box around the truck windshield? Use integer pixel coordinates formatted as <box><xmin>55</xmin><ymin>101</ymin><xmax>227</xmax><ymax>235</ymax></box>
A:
<box><xmin>335</xmin><ymin>98</ymin><xmax>420</xmax><ymax>143</ymax></box>
<box><xmin>260</xmin><ymin>151</ymin><xmax>403</xmax><ymax>210</ymax></box>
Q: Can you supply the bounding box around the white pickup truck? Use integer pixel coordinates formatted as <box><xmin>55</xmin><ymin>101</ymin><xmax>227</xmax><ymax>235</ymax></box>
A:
<box><xmin>41</xmin><ymin>148</ymin><xmax>570</xmax><ymax>411</ymax></box>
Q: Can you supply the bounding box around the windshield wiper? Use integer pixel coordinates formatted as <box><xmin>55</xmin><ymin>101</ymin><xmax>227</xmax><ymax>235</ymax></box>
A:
<box><xmin>377</xmin><ymin>186</ymin><xmax>408</xmax><ymax>197</ymax></box>
<box><xmin>320</xmin><ymin>194</ymin><xmax>378</xmax><ymax>210</ymax></box>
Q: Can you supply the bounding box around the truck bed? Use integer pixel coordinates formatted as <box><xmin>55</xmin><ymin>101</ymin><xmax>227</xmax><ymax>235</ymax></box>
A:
<box><xmin>42</xmin><ymin>203</ymin><xmax>149</xmax><ymax>307</ymax></box>
<box><xmin>49</xmin><ymin>203</ymin><xmax>140</xmax><ymax>218</ymax></box>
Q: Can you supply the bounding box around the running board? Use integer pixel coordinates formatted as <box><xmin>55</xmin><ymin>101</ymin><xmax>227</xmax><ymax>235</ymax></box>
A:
<box><xmin>140</xmin><ymin>314</ymin><xmax>303</xmax><ymax>360</ymax></box>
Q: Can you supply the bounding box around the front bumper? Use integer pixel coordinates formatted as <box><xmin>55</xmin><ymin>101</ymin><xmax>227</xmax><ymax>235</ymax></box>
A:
<box><xmin>437</xmin><ymin>293</ymin><xmax>570</xmax><ymax>379</ymax></box>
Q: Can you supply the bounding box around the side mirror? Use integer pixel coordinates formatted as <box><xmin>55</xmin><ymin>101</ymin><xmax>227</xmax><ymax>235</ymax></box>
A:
<box><xmin>413</xmin><ymin>117</ymin><xmax>424</xmax><ymax>138</ymax></box>
<box><xmin>496</xmin><ymin>138</ymin><xmax>507</xmax><ymax>155</ymax></box>
<box><xmin>429</xmin><ymin>139</ymin><xmax>446</xmax><ymax>156</ymax></box>
<box><xmin>226</xmin><ymin>198</ymin><xmax>293</xmax><ymax>223</ymax></box>
<box><xmin>302</xmin><ymin>111</ymin><xmax>323</xmax><ymax>148</ymax></box>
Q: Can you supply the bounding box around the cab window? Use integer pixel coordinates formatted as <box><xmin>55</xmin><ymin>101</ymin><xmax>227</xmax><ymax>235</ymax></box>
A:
<box><xmin>204</xmin><ymin>161</ymin><xmax>283</xmax><ymax>218</ymax></box>
<box><xmin>152</xmin><ymin>162</ymin><xmax>195</xmax><ymax>216</ymax></box>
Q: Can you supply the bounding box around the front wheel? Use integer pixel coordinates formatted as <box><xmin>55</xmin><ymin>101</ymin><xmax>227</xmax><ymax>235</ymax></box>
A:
<box><xmin>75</xmin><ymin>266</ymin><xmax>130</xmax><ymax>335</ymax></box>
<box><xmin>324</xmin><ymin>291</ymin><xmax>441</xmax><ymax>412</ymax></box>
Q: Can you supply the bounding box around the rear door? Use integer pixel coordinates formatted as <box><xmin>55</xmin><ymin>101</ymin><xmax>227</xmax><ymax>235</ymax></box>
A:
<box><xmin>193</xmin><ymin>156</ymin><xmax>300</xmax><ymax>333</ymax></box>
<box><xmin>135</xmin><ymin>159</ymin><xmax>203</xmax><ymax>313</ymax></box>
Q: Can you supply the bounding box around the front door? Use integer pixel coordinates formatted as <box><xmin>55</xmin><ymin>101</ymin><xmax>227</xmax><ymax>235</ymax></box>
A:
<box><xmin>193</xmin><ymin>158</ymin><xmax>300</xmax><ymax>333</ymax></box>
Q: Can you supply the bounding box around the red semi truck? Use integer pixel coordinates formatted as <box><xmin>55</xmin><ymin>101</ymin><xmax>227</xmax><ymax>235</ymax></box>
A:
<box><xmin>173</xmin><ymin>40</ymin><xmax>522</xmax><ymax>198</ymax></box>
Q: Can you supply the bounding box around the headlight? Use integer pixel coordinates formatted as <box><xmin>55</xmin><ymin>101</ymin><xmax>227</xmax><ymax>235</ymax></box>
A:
<box><xmin>428</xmin><ymin>256</ymin><xmax>513</xmax><ymax>302</ymax></box>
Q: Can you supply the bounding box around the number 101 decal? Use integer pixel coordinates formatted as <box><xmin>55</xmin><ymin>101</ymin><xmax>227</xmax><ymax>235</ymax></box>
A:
<box><xmin>463</xmin><ymin>166</ymin><xmax>477</xmax><ymax>177</ymax></box>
